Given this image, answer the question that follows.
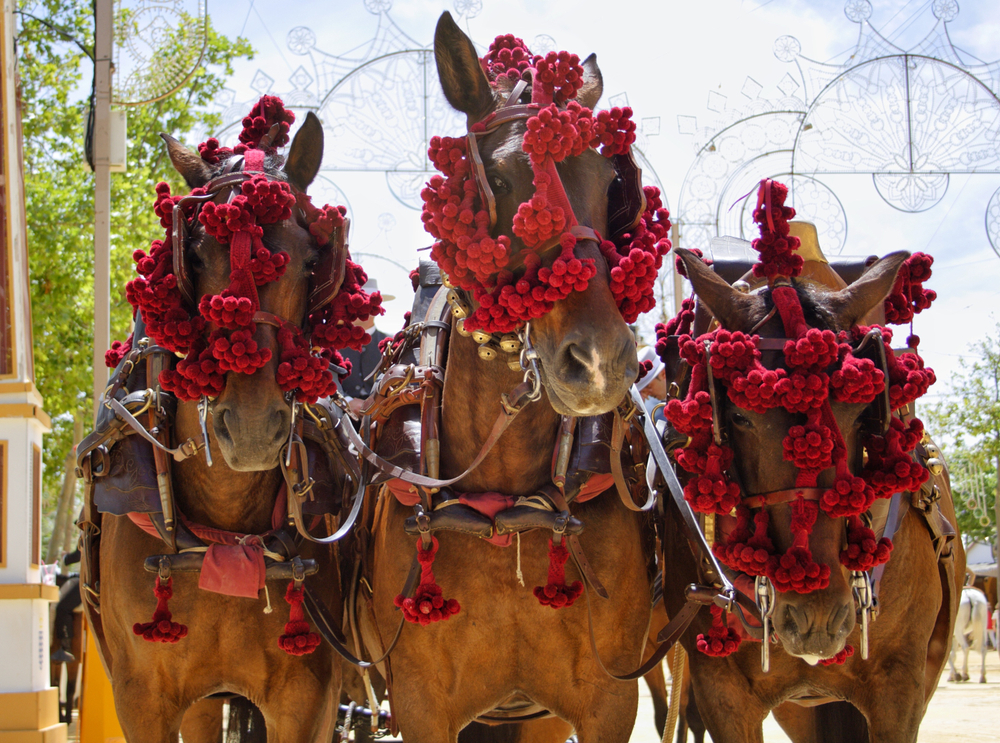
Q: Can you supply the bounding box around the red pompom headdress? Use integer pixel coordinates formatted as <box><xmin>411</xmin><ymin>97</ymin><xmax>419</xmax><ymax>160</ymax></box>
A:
<box><xmin>421</xmin><ymin>35</ymin><xmax>671</xmax><ymax>334</ymax></box>
<box><xmin>111</xmin><ymin>96</ymin><xmax>382</xmax><ymax>404</ymax></box>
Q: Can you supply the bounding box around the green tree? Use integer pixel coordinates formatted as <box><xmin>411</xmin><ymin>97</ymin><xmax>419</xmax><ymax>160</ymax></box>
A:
<box><xmin>925</xmin><ymin>324</ymin><xmax>1000</xmax><ymax>559</ymax></box>
<box><xmin>17</xmin><ymin>0</ymin><xmax>253</xmax><ymax>557</ymax></box>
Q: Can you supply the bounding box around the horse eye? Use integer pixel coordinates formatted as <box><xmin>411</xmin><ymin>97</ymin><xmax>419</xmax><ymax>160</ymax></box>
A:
<box><xmin>490</xmin><ymin>175</ymin><xmax>509</xmax><ymax>193</ymax></box>
<box><xmin>731</xmin><ymin>412</ymin><xmax>753</xmax><ymax>428</ymax></box>
<box><xmin>304</xmin><ymin>257</ymin><xmax>319</xmax><ymax>273</ymax></box>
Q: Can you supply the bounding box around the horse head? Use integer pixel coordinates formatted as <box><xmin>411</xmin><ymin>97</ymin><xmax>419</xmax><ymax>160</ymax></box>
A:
<box><xmin>676</xmin><ymin>247</ymin><xmax>911</xmax><ymax>661</ymax></box>
<box><xmin>429</xmin><ymin>12</ymin><xmax>670</xmax><ymax>416</ymax></box>
<box><xmin>148</xmin><ymin>110</ymin><xmax>371</xmax><ymax>472</ymax></box>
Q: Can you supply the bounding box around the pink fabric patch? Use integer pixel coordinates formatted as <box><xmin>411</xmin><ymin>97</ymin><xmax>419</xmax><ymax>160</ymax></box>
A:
<box><xmin>387</xmin><ymin>479</ymin><xmax>422</xmax><ymax>507</ymax></box>
<box><xmin>459</xmin><ymin>492</ymin><xmax>516</xmax><ymax>546</ymax></box>
<box><xmin>199</xmin><ymin>542</ymin><xmax>266</xmax><ymax>598</ymax></box>
<box><xmin>575</xmin><ymin>473</ymin><xmax>614</xmax><ymax>503</ymax></box>
<box><xmin>126</xmin><ymin>487</ymin><xmax>287</xmax><ymax>599</ymax></box>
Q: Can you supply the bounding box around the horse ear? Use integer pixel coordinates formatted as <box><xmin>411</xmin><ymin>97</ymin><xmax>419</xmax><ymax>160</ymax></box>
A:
<box><xmin>577</xmin><ymin>54</ymin><xmax>603</xmax><ymax>110</ymax></box>
<box><xmin>826</xmin><ymin>251</ymin><xmax>909</xmax><ymax>329</ymax></box>
<box><xmin>434</xmin><ymin>11</ymin><xmax>494</xmax><ymax>122</ymax></box>
<box><xmin>161</xmin><ymin>133</ymin><xmax>213</xmax><ymax>189</ymax></box>
<box><xmin>285</xmin><ymin>111</ymin><xmax>324</xmax><ymax>192</ymax></box>
<box><xmin>675</xmin><ymin>248</ymin><xmax>759</xmax><ymax>331</ymax></box>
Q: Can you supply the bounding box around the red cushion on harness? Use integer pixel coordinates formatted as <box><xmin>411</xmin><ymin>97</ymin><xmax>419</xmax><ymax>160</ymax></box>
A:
<box><xmin>459</xmin><ymin>492</ymin><xmax>516</xmax><ymax>546</ymax></box>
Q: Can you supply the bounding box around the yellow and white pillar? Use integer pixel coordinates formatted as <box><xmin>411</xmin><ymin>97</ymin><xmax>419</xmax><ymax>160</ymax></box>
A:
<box><xmin>0</xmin><ymin>3</ymin><xmax>62</xmax><ymax>743</ymax></box>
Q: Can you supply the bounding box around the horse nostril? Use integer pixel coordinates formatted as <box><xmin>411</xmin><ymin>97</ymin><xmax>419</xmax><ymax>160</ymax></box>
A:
<box><xmin>827</xmin><ymin>603</ymin><xmax>854</xmax><ymax>638</ymax></box>
<box><xmin>785</xmin><ymin>604</ymin><xmax>813</xmax><ymax>636</ymax></box>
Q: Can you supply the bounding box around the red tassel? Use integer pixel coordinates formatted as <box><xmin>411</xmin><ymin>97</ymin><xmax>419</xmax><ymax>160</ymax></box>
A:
<box><xmin>534</xmin><ymin>539</ymin><xmax>583</xmax><ymax>609</ymax></box>
<box><xmin>696</xmin><ymin>604</ymin><xmax>741</xmax><ymax>657</ymax></box>
<box><xmin>133</xmin><ymin>577</ymin><xmax>188</xmax><ymax>643</ymax></box>
<box><xmin>767</xmin><ymin>497</ymin><xmax>831</xmax><ymax>594</ymax></box>
<box><xmin>277</xmin><ymin>582</ymin><xmax>321</xmax><ymax>656</ymax></box>
<box><xmin>394</xmin><ymin>537</ymin><xmax>460</xmax><ymax>625</ymax></box>
<box><xmin>819</xmin><ymin>644</ymin><xmax>855</xmax><ymax>666</ymax></box>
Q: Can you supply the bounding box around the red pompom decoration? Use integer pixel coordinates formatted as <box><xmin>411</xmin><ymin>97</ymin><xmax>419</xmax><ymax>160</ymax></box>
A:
<box><xmin>277</xmin><ymin>582</ymin><xmax>320</xmax><ymax>656</ymax></box>
<box><xmin>696</xmin><ymin>604</ymin><xmax>741</xmax><ymax>657</ymax></box>
<box><xmin>395</xmin><ymin>537</ymin><xmax>461</xmax><ymax>625</ymax></box>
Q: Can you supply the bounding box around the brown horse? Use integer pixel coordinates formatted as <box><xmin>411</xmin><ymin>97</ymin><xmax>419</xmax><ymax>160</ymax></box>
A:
<box><xmin>354</xmin><ymin>14</ymin><xmax>656</xmax><ymax>743</ymax></box>
<box><xmin>659</xmin><ymin>247</ymin><xmax>963</xmax><ymax>743</ymax></box>
<box><xmin>77</xmin><ymin>114</ymin><xmax>352</xmax><ymax>743</ymax></box>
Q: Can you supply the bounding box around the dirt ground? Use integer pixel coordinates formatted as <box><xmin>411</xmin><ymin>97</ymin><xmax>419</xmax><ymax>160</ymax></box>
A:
<box><xmin>629</xmin><ymin>646</ymin><xmax>1000</xmax><ymax>742</ymax></box>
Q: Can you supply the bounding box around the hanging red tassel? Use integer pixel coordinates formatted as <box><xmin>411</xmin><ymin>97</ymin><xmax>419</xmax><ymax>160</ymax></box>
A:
<box><xmin>767</xmin><ymin>497</ymin><xmax>831</xmax><ymax>594</ymax></box>
<box><xmin>395</xmin><ymin>537</ymin><xmax>461</xmax><ymax>625</ymax></box>
<box><xmin>696</xmin><ymin>604</ymin><xmax>741</xmax><ymax>657</ymax></box>
<box><xmin>133</xmin><ymin>577</ymin><xmax>188</xmax><ymax>643</ymax></box>
<box><xmin>819</xmin><ymin>644</ymin><xmax>855</xmax><ymax>666</ymax></box>
<box><xmin>277</xmin><ymin>582</ymin><xmax>321</xmax><ymax>656</ymax></box>
<box><xmin>534</xmin><ymin>538</ymin><xmax>583</xmax><ymax>609</ymax></box>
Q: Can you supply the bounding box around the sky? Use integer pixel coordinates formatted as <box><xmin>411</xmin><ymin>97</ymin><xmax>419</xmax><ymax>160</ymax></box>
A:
<box><xmin>156</xmin><ymin>0</ymin><xmax>1000</xmax><ymax>405</ymax></box>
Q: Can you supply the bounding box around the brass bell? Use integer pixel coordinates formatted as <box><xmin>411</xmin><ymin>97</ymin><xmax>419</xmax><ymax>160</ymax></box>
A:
<box><xmin>507</xmin><ymin>357</ymin><xmax>522</xmax><ymax>371</ymax></box>
<box><xmin>499</xmin><ymin>334</ymin><xmax>521</xmax><ymax>354</ymax></box>
<box><xmin>733</xmin><ymin>280</ymin><xmax>751</xmax><ymax>294</ymax></box>
<box><xmin>924</xmin><ymin>444</ymin><xmax>940</xmax><ymax>458</ymax></box>
<box><xmin>921</xmin><ymin>430</ymin><xmax>931</xmax><ymax>444</ymax></box>
<box><xmin>926</xmin><ymin>458</ymin><xmax>944</xmax><ymax>476</ymax></box>
<box><xmin>471</xmin><ymin>330</ymin><xmax>493</xmax><ymax>345</ymax></box>
<box><xmin>446</xmin><ymin>289</ymin><xmax>470</xmax><ymax>319</ymax></box>
<box><xmin>478</xmin><ymin>342</ymin><xmax>500</xmax><ymax>361</ymax></box>
<box><xmin>442</xmin><ymin>273</ymin><xmax>454</xmax><ymax>289</ymax></box>
<box><xmin>455</xmin><ymin>319</ymin><xmax>471</xmax><ymax>337</ymax></box>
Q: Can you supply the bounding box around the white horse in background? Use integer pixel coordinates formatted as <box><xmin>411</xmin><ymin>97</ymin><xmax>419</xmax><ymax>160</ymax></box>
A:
<box><xmin>949</xmin><ymin>586</ymin><xmax>990</xmax><ymax>683</ymax></box>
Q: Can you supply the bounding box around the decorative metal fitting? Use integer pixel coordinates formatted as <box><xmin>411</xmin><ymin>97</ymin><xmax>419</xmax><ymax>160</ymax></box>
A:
<box><xmin>499</xmin><ymin>334</ymin><xmax>521</xmax><ymax>354</ymax></box>
<box><xmin>755</xmin><ymin>575</ymin><xmax>776</xmax><ymax>673</ymax></box>
<box><xmin>733</xmin><ymin>280</ymin><xmax>751</xmax><ymax>294</ymax></box>
<box><xmin>478</xmin><ymin>342</ymin><xmax>500</xmax><ymax>361</ymax></box>
<box><xmin>157</xmin><ymin>555</ymin><xmax>172</xmax><ymax>581</ymax></box>
<box><xmin>446</xmin><ymin>288</ymin><xmax>470</xmax><ymax>319</ymax></box>
<box><xmin>442</xmin><ymin>273</ymin><xmax>454</xmax><ymax>289</ymax></box>
<box><xmin>455</xmin><ymin>319</ymin><xmax>472</xmax><ymax>337</ymax></box>
<box><xmin>926</xmin><ymin>458</ymin><xmax>944</xmax><ymax>476</ymax></box>
<box><xmin>471</xmin><ymin>330</ymin><xmax>492</xmax><ymax>345</ymax></box>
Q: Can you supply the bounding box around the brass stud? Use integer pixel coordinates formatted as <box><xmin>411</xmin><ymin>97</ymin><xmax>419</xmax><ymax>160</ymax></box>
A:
<box><xmin>924</xmin><ymin>444</ymin><xmax>940</xmax><ymax>458</ymax></box>
<box><xmin>446</xmin><ymin>289</ymin><xmax>470</xmax><ymax>319</ymax></box>
<box><xmin>455</xmin><ymin>319</ymin><xmax>471</xmax><ymax>337</ymax></box>
<box><xmin>442</xmin><ymin>274</ymin><xmax>454</xmax><ymax>289</ymax></box>
<box><xmin>471</xmin><ymin>330</ymin><xmax>493</xmax><ymax>345</ymax></box>
<box><xmin>507</xmin><ymin>357</ymin><xmax>523</xmax><ymax>371</ymax></box>
<box><xmin>733</xmin><ymin>280</ymin><xmax>751</xmax><ymax>294</ymax></box>
<box><xmin>499</xmin><ymin>334</ymin><xmax>521</xmax><ymax>354</ymax></box>
<box><xmin>926</xmin><ymin>458</ymin><xmax>944</xmax><ymax>476</ymax></box>
<box><xmin>478</xmin><ymin>342</ymin><xmax>499</xmax><ymax>361</ymax></box>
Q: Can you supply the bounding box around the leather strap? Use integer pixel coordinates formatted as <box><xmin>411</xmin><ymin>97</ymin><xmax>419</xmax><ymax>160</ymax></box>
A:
<box><xmin>609</xmin><ymin>408</ymin><xmax>656</xmax><ymax>512</ymax></box>
<box><xmin>303</xmin><ymin>585</ymin><xmax>405</xmax><ymax>668</ymax></box>
<box><xmin>742</xmin><ymin>487</ymin><xmax>823</xmax><ymax>509</ymax></box>
<box><xmin>582</xmin><ymin>578</ymin><xmax>714</xmax><ymax>681</ymax></box>
<box><xmin>340</xmin><ymin>380</ymin><xmax>537</xmax><ymax>490</ymax></box>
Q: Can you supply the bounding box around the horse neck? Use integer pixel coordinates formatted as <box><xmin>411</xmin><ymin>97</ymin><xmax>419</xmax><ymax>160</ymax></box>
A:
<box><xmin>171</xmin><ymin>399</ymin><xmax>284</xmax><ymax>534</ymax></box>
<box><xmin>439</xmin><ymin>327</ymin><xmax>561</xmax><ymax>496</ymax></box>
